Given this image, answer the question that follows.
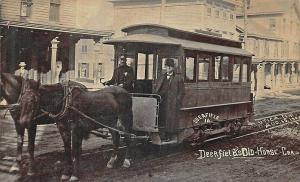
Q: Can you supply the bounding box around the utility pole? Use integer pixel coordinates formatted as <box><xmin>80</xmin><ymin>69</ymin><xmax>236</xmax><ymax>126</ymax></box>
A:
<box><xmin>243</xmin><ymin>0</ymin><xmax>249</xmax><ymax>50</ymax></box>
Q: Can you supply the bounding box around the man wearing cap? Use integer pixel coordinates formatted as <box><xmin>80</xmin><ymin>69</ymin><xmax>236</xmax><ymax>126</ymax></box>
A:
<box><xmin>15</xmin><ymin>62</ymin><xmax>29</xmax><ymax>79</ymax></box>
<box><xmin>104</xmin><ymin>55</ymin><xmax>134</xmax><ymax>92</ymax></box>
<box><xmin>154</xmin><ymin>58</ymin><xmax>185</xmax><ymax>139</ymax></box>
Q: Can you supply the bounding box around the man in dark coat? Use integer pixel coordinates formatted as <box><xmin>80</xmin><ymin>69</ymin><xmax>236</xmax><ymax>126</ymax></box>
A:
<box><xmin>104</xmin><ymin>55</ymin><xmax>134</xmax><ymax>92</ymax></box>
<box><xmin>154</xmin><ymin>58</ymin><xmax>185</xmax><ymax>136</ymax></box>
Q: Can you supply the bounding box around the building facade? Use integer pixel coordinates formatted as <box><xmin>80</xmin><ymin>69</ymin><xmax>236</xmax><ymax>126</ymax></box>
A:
<box><xmin>111</xmin><ymin>0</ymin><xmax>239</xmax><ymax>40</ymax></box>
<box><xmin>237</xmin><ymin>0</ymin><xmax>300</xmax><ymax>95</ymax></box>
<box><xmin>0</xmin><ymin>0</ymin><xmax>111</xmax><ymax>84</ymax></box>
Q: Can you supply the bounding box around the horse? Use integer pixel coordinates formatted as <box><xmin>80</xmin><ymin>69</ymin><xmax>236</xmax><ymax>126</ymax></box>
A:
<box><xmin>0</xmin><ymin>73</ymin><xmax>85</xmax><ymax>178</ymax></box>
<box><xmin>3</xmin><ymin>73</ymin><xmax>134</xmax><ymax>181</ymax></box>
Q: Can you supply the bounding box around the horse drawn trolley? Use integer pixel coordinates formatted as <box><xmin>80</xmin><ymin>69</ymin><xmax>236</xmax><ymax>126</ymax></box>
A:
<box><xmin>104</xmin><ymin>24</ymin><xmax>254</xmax><ymax>145</ymax></box>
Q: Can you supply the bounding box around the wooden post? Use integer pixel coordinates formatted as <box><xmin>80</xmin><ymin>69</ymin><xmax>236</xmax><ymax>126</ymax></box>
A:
<box><xmin>51</xmin><ymin>37</ymin><xmax>60</xmax><ymax>83</ymax></box>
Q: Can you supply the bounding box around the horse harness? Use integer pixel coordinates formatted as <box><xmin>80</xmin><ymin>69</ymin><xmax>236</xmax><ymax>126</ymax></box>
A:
<box><xmin>19</xmin><ymin>81</ymin><xmax>137</xmax><ymax>139</ymax></box>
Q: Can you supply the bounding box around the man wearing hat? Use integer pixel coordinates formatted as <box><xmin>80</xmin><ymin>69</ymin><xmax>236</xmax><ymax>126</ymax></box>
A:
<box><xmin>15</xmin><ymin>62</ymin><xmax>29</xmax><ymax>79</ymax></box>
<box><xmin>154</xmin><ymin>58</ymin><xmax>185</xmax><ymax>139</ymax></box>
<box><xmin>104</xmin><ymin>55</ymin><xmax>134</xmax><ymax>92</ymax></box>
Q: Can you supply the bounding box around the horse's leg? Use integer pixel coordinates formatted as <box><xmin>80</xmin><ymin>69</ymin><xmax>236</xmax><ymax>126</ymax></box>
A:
<box><xmin>70</xmin><ymin>126</ymin><xmax>83</xmax><ymax>181</ymax></box>
<box><xmin>56</xmin><ymin>121</ymin><xmax>72</xmax><ymax>180</ymax></box>
<box><xmin>107</xmin><ymin>130</ymin><xmax>120</xmax><ymax>169</ymax></box>
<box><xmin>27</xmin><ymin>124</ymin><xmax>37</xmax><ymax>176</ymax></box>
<box><xmin>10</xmin><ymin>123</ymin><xmax>25</xmax><ymax>173</ymax></box>
<box><xmin>119</xmin><ymin>113</ymin><xmax>133</xmax><ymax>168</ymax></box>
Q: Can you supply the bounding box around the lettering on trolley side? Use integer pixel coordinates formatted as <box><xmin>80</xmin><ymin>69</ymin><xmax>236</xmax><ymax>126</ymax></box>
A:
<box><xmin>192</xmin><ymin>113</ymin><xmax>220</xmax><ymax>126</ymax></box>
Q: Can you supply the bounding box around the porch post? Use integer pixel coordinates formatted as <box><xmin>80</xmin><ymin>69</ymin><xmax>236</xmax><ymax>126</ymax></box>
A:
<box><xmin>281</xmin><ymin>63</ymin><xmax>286</xmax><ymax>89</ymax></box>
<box><xmin>51</xmin><ymin>37</ymin><xmax>60</xmax><ymax>83</ymax></box>
<box><xmin>290</xmin><ymin>62</ymin><xmax>295</xmax><ymax>85</ymax></box>
<box><xmin>256</xmin><ymin>62</ymin><xmax>265</xmax><ymax>96</ymax></box>
<box><xmin>270</xmin><ymin>62</ymin><xmax>276</xmax><ymax>91</ymax></box>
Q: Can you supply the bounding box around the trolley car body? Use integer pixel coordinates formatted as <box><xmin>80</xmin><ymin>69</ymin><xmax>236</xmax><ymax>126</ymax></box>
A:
<box><xmin>104</xmin><ymin>24</ymin><xmax>253</xmax><ymax>144</ymax></box>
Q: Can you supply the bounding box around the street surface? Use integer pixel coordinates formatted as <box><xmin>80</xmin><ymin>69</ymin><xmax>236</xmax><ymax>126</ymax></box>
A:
<box><xmin>0</xmin><ymin>87</ymin><xmax>300</xmax><ymax>182</ymax></box>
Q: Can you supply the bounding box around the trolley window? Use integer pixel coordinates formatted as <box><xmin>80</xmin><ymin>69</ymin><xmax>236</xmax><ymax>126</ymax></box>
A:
<box><xmin>233</xmin><ymin>57</ymin><xmax>241</xmax><ymax>83</ymax></box>
<box><xmin>213</xmin><ymin>56</ymin><xmax>221</xmax><ymax>80</ymax></box>
<box><xmin>185</xmin><ymin>57</ymin><xmax>196</xmax><ymax>82</ymax></box>
<box><xmin>137</xmin><ymin>53</ymin><xmax>155</xmax><ymax>80</ymax></box>
<box><xmin>242</xmin><ymin>63</ymin><xmax>248</xmax><ymax>82</ymax></box>
<box><xmin>137</xmin><ymin>53</ymin><xmax>146</xmax><ymax>79</ymax></box>
<box><xmin>222</xmin><ymin>56</ymin><xmax>230</xmax><ymax>81</ymax></box>
<box><xmin>198</xmin><ymin>55</ymin><xmax>210</xmax><ymax>81</ymax></box>
<box><xmin>242</xmin><ymin>57</ymin><xmax>251</xmax><ymax>82</ymax></box>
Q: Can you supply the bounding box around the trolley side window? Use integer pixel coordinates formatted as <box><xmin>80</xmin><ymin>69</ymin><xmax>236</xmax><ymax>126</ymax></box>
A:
<box><xmin>233</xmin><ymin>57</ymin><xmax>241</xmax><ymax>83</ymax></box>
<box><xmin>222</xmin><ymin>56</ymin><xmax>230</xmax><ymax>81</ymax></box>
<box><xmin>198</xmin><ymin>61</ymin><xmax>209</xmax><ymax>81</ymax></box>
<box><xmin>242</xmin><ymin>57</ymin><xmax>251</xmax><ymax>82</ymax></box>
<box><xmin>198</xmin><ymin>55</ymin><xmax>210</xmax><ymax>81</ymax></box>
<box><xmin>213</xmin><ymin>56</ymin><xmax>221</xmax><ymax>81</ymax></box>
<box><xmin>185</xmin><ymin>57</ymin><xmax>196</xmax><ymax>82</ymax></box>
<box><xmin>242</xmin><ymin>63</ymin><xmax>248</xmax><ymax>82</ymax></box>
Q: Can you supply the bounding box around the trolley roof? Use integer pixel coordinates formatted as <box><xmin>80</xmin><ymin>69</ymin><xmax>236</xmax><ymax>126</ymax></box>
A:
<box><xmin>104</xmin><ymin>24</ymin><xmax>253</xmax><ymax>57</ymax></box>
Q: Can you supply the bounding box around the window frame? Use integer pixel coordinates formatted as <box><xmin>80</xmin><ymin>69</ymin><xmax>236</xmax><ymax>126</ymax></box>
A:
<box><xmin>49</xmin><ymin>0</ymin><xmax>60</xmax><ymax>22</ymax></box>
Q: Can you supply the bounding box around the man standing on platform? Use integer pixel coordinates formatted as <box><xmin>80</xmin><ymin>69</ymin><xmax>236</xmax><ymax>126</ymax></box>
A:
<box><xmin>154</xmin><ymin>58</ymin><xmax>185</xmax><ymax>139</ymax></box>
<box><xmin>104</xmin><ymin>55</ymin><xmax>134</xmax><ymax>92</ymax></box>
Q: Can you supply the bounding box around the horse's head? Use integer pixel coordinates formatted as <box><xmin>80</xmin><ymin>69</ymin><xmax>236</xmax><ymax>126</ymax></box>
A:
<box><xmin>0</xmin><ymin>73</ymin><xmax>23</xmax><ymax>104</ymax></box>
<box><xmin>19</xmin><ymin>79</ymin><xmax>41</xmax><ymax>128</ymax></box>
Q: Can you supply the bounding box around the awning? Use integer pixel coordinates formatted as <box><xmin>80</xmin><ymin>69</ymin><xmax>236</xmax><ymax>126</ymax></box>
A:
<box><xmin>0</xmin><ymin>20</ymin><xmax>112</xmax><ymax>37</ymax></box>
<box><xmin>104</xmin><ymin>33</ymin><xmax>253</xmax><ymax>57</ymax></box>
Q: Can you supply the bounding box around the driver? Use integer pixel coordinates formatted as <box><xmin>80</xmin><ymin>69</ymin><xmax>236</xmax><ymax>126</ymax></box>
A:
<box><xmin>104</xmin><ymin>55</ymin><xmax>134</xmax><ymax>92</ymax></box>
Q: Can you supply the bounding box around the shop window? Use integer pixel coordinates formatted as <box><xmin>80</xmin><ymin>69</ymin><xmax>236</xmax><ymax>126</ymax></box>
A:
<box><xmin>94</xmin><ymin>63</ymin><xmax>104</xmax><ymax>78</ymax></box>
<box><xmin>207</xmin><ymin>7</ymin><xmax>212</xmax><ymax>16</ymax></box>
<box><xmin>185</xmin><ymin>57</ymin><xmax>196</xmax><ymax>82</ymax></box>
<box><xmin>81</xmin><ymin>45</ymin><xmax>88</xmax><ymax>53</ymax></box>
<box><xmin>78</xmin><ymin>63</ymin><xmax>89</xmax><ymax>78</ymax></box>
<box><xmin>49</xmin><ymin>0</ymin><xmax>60</xmax><ymax>22</ymax></box>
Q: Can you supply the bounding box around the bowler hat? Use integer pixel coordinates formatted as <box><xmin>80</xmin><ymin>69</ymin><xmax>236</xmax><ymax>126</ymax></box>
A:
<box><xmin>165</xmin><ymin>58</ymin><xmax>175</xmax><ymax>67</ymax></box>
<box><xmin>19</xmin><ymin>62</ymin><xmax>26</xmax><ymax>67</ymax></box>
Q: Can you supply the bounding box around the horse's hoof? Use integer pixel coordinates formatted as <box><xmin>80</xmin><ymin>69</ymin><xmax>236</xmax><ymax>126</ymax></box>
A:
<box><xmin>61</xmin><ymin>174</ymin><xmax>71</xmax><ymax>181</ymax></box>
<box><xmin>69</xmin><ymin>175</ymin><xmax>79</xmax><ymax>181</ymax></box>
<box><xmin>106</xmin><ymin>155</ymin><xmax>117</xmax><ymax>169</ymax></box>
<box><xmin>122</xmin><ymin>158</ymin><xmax>131</xmax><ymax>168</ymax></box>
<box><xmin>27</xmin><ymin>171</ymin><xmax>35</xmax><ymax>176</ymax></box>
<box><xmin>106</xmin><ymin>162</ymin><xmax>113</xmax><ymax>169</ymax></box>
<box><xmin>9</xmin><ymin>165</ymin><xmax>20</xmax><ymax>173</ymax></box>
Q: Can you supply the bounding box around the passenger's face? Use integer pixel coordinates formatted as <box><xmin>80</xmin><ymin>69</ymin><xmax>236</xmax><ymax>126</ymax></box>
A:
<box><xmin>119</xmin><ymin>58</ymin><xmax>127</xmax><ymax>66</ymax></box>
<box><xmin>166</xmin><ymin>65</ymin><xmax>174</xmax><ymax>73</ymax></box>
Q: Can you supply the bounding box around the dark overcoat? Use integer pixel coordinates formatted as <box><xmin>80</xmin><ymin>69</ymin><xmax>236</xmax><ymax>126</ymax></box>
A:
<box><xmin>154</xmin><ymin>72</ymin><xmax>185</xmax><ymax>133</ymax></box>
<box><xmin>106</xmin><ymin>65</ymin><xmax>134</xmax><ymax>92</ymax></box>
